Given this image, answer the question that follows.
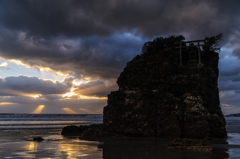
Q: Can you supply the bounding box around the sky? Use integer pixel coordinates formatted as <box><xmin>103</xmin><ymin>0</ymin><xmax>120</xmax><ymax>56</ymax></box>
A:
<box><xmin>0</xmin><ymin>0</ymin><xmax>240</xmax><ymax>115</ymax></box>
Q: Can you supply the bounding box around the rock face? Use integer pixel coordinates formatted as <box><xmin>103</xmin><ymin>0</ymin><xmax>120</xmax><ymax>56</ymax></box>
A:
<box><xmin>168</xmin><ymin>138</ymin><xmax>213</xmax><ymax>152</ymax></box>
<box><xmin>103</xmin><ymin>37</ymin><xmax>227</xmax><ymax>139</ymax></box>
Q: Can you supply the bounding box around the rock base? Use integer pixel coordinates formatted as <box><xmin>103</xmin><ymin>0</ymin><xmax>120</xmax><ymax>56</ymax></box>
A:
<box><xmin>168</xmin><ymin>138</ymin><xmax>213</xmax><ymax>152</ymax></box>
<box><xmin>61</xmin><ymin>124</ymin><xmax>122</xmax><ymax>137</ymax></box>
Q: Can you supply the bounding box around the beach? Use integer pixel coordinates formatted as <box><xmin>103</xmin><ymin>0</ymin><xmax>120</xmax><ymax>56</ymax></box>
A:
<box><xmin>0</xmin><ymin>116</ymin><xmax>239</xmax><ymax>159</ymax></box>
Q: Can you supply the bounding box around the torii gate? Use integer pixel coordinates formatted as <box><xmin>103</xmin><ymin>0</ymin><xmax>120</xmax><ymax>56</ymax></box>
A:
<box><xmin>175</xmin><ymin>40</ymin><xmax>205</xmax><ymax>67</ymax></box>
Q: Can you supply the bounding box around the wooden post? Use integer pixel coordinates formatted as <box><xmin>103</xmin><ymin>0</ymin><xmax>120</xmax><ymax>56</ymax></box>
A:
<box><xmin>180</xmin><ymin>42</ymin><xmax>182</xmax><ymax>66</ymax></box>
<box><xmin>198</xmin><ymin>41</ymin><xmax>202</xmax><ymax>66</ymax></box>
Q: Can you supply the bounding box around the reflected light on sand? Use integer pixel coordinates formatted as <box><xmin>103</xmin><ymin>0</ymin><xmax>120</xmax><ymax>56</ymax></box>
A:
<box><xmin>32</xmin><ymin>105</ymin><xmax>45</xmax><ymax>114</ymax></box>
<box><xmin>59</xmin><ymin>140</ymin><xmax>100</xmax><ymax>158</ymax></box>
<box><xmin>20</xmin><ymin>141</ymin><xmax>38</xmax><ymax>158</ymax></box>
<box><xmin>62</xmin><ymin>107</ymin><xmax>78</xmax><ymax>114</ymax></box>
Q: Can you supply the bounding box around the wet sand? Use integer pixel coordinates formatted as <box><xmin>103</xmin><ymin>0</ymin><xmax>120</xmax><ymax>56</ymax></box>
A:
<box><xmin>0</xmin><ymin>129</ymin><xmax>239</xmax><ymax>159</ymax></box>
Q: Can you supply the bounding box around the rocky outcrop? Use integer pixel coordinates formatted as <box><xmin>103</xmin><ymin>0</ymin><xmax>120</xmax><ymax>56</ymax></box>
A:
<box><xmin>103</xmin><ymin>37</ymin><xmax>227</xmax><ymax>139</ymax></box>
<box><xmin>62</xmin><ymin>36</ymin><xmax>227</xmax><ymax>139</ymax></box>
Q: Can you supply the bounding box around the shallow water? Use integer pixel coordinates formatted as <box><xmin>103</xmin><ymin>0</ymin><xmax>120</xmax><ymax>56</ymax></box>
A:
<box><xmin>0</xmin><ymin>136</ymin><xmax>103</xmax><ymax>158</ymax></box>
<box><xmin>0</xmin><ymin>130</ymin><xmax>239</xmax><ymax>159</ymax></box>
<box><xmin>0</xmin><ymin>116</ymin><xmax>239</xmax><ymax>159</ymax></box>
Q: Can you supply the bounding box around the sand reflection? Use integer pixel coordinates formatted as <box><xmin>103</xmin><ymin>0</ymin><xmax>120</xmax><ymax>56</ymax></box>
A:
<box><xmin>0</xmin><ymin>134</ymin><xmax>233</xmax><ymax>159</ymax></box>
<box><xmin>20</xmin><ymin>141</ymin><xmax>38</xmax><ymax>158</ymax></box>
<box><xmin>57</xmin><ymin>138</ymin><xmax>102</xmax><ymax>158</ymax></box>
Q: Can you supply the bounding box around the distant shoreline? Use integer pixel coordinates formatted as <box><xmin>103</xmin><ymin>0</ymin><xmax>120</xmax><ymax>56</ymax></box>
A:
<box><xmin>225</xmin><ymin>113</ymin><xmax>240</xmax><ymax>117</ymax></box>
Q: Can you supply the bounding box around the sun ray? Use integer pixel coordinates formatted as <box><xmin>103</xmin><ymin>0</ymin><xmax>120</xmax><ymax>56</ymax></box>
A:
<box><xmin>32</xmin><ymin>105</ymin><xmax>45</xmax><ymax>114</ymax></box>
<box><xmin>79</xmin><ymin>108</ymin><xmax>96</xmax><ymax>114</ymax></box>
<box><xmin>62</xmin><ymin>107</ymin><xmax>78</xmax><ymax>114</ymax></box>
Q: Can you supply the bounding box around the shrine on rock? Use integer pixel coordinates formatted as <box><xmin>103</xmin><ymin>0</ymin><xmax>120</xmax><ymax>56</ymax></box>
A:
<box><xmin>175</xmin><ymin>40</ymin><xmax>205</xmax><ymax>67</ymax></box>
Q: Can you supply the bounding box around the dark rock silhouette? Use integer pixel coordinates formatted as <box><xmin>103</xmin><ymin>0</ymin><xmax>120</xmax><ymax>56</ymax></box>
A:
<box><xmin>33</xmin><ymin>137</ymin><xmax>44</xmax><ymax>141</ymax></box>
<box><xmin>62</xmin><ymin>35</ymin><xmax>227</xmax><ymax>139</ymax></box>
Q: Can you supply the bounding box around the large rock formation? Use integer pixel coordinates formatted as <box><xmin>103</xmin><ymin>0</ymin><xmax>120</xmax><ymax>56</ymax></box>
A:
<box><xmin>103</xmin><ymin>36</ymin><xmax>227</xmax><ymax>139</ymax></box>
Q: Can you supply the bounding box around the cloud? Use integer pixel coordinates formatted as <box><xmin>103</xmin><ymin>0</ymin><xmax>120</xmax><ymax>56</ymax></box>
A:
<box><xmin>74</xmin><ymin>79</ymin><xmax>118</xmax><ymax>97</ymax></box>
<box><xmin>232</xmin><ymin>47</ymin><xmax>240</xmax><ymax>58</ymax></box>
<box><xmin>0</xmin><ymin>28</ymin><xmax>142</xmax><ymax>79</ymax></box>
<box><xmin>41</xmin><ymin>94</ymin><xmax>64</xmax><ymax>101</ymax></box>
<box><xmin>0</xmin><ymin>0</ymin><xmax>240</xmax><ymax>114</ymax></box>
<box><xmin>0</xmin><ymin>76</ymin><xmax>73</xmax><ymax>96</ymax></box>
<box><xmin>0</xmin><ymin>0</ymin><xmax>240</xmax><ymax>80</ymax></box>
<box><xmin>0</xmin><ymin>62</ymin><xmax>8</xmax><ymax>67</ymax></box>
<box><xmin>0</xmin><ymin>0</ymin><xmax>239</xmax><ymax>40</ymax></box>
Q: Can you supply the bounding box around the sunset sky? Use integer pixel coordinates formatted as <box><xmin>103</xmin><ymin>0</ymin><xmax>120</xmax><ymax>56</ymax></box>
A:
<box><xmin>0</xmin><ymin>0</ymin><xmax>240</xmax><ymax>114</ymax></box>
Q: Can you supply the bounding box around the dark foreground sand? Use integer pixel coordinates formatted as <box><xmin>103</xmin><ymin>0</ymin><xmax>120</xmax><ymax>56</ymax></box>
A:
<box><xmin>0</xmin><ymin>128</ymin><xmax>240</xmax><ymax>159</ymax></box>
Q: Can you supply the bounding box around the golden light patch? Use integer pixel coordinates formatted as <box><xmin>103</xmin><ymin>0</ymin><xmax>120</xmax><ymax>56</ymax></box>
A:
<box><xmin>32</xmin><ymin>94</ymin><xmax>42</xmax><ymax>98</ymax></box>
<box><xmin>80</xmin><ymin>95</ymin><xmax>107</xmax><ymax>100</ymax></box>
<box><xmin>9</xmin><ymin>59</ymin><xmax>31</xmax><ymax>68</ymax></box>
<box><xmin>20</xmin><ymin>142</ymin><xmax>38</xmax><ymax>158</ymax></box>
<box><xmin>72</xmin><ymin>80</ymin><xmax>83</xmax><ymax>86</ymax></box>
<box><xmin>40</xmin><ymin>67</ymin><xmax>69</xmax><ymax>76</ymax></box>
<box><xmin>0</xmin><ymin>102</ymin><xmax>15</xmax><ymax>105</ymax></box>
<box><xmin>32</xmin><ymin>105</ymin><xmax>45</xmax><ymax>114</ymax></box>
<box><xmin>62</xmin><ymin>107</ymin><xmax>78</xmax><ymax>114</ymax></box>
<box><xmin>62</xmin><ymin>92</ymin><xmax>77</xmax><ymax>98</ymax></box>
<box><xmin>62</xmin><ymin>87</ymin><xmax>78</xmax><ymax>98</ymax></box>
<box><xmin>40</xmin><ymin>67</ymin><xmax>52</xmax><ymax>71</ymax></box>
<box><xmin>56</xmin><ymin>72</ymin><xmax>69</xmax><ymax>76</ymax></box>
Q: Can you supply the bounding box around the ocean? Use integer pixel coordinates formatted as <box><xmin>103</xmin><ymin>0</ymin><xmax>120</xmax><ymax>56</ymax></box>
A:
<box><xmin>0</xmin><ymin>115</ymin><xmax>239</xmax><ymax>159</ymax></box>
<box><xmin>0</xmin><ymin>114</ymin><xmax>103</xmax><ymax>129</ymax></box>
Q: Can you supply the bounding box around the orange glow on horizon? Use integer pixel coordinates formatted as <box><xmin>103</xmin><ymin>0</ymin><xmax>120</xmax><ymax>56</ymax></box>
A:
<box><xmin>62</xmin><ymin>107</ymin><xmax>78</xmax><ymax>114</ymax></box>
<box><xmin>32</xmin><ymin>105</ymin><xmax>45</xmax><ymax>114</ymax></box>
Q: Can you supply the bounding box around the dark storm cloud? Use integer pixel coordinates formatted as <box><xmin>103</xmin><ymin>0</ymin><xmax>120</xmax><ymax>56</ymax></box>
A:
<box><xmin>0</xmin><ymin>27</ymin><xmax>142</xmax><ymax>79</ymax></box>
<box><xmin>0</xmin><ymin>76</ymin><xmax>72</xmax><ymax>96</ymax></box>
<box><xmin>0</xmin><ymin>0</ymin><xmax>112</xmax><ymax>38</ymax></box>
<box><xmin>219</xmin><ymin>80</ymin><xmax>240</xmax><ymax>92</ymax></box>
<box><xmin>232</xmin><ymin>47</ymin><xmax>240</xmax><ymax>58</ymax></box>
<box><xmin>1</xmin><ymin>0</ymin><xmax>240</xmax><ymax>114</ymax></box>
<box><xmin>0</xmin><ymin>0</ymin><xmax>239</xmax><ymax>39</ymax></box>
<box><xmin>74</xmin><ymin>79</ymin><xmax>118</xmax><ymax>97</ymax></box>
<box><xmin>0</xmin><ymin>0</ymin><xmax>240</xmax><ymax>79</ymax></box>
